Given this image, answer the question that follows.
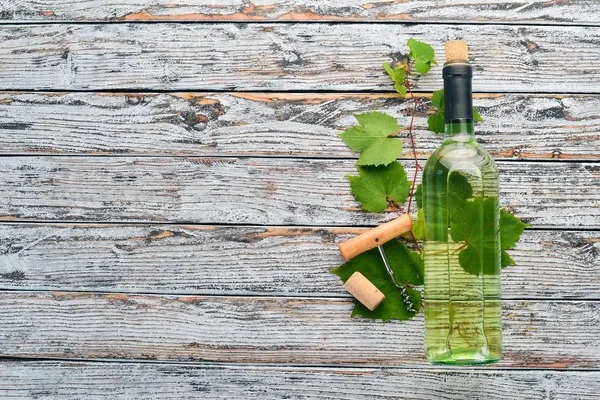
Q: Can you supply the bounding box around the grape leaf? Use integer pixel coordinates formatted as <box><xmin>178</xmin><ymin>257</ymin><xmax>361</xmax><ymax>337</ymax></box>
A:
<box><xmin>427</xmin><ymin>89</ymin><xmax>483</xmax><ymax>135</ymax></box>
<box><xmin>421</xmin><ymin>166</ymin><xmax>527</xmax><ymax>275</ymax></box>
<box><xmin>331</xmin><ymin>239</ymin><xmax>423</xmax><ymax>321</ymax></box>
<box><xmin>395</xmin><ymin>83</ymin><xmax>408</xmax><ymax>96</ymax></box>
<box><xmin>414</xmin><ymin>183</ymin><xmax>423</xmax><ymax>209</ymax></box>
<box><xmin>427</xmin><ymin>89</ymin><xmax>445</xmax><ymax>134</ymax></box>
<box><xmin>383</xmin><ymin>62</ymin><xmax>406</xmax><ymax>83</ymax></box>
<box><xmin>473</xmin><ymin>107</ymin><xmax>483</xmax><ymax>122</ymax></box>
<box><xmin>412</xmin><ymin>184</ymin><xmax>424</xmax><ymax>239</ymax></box>
<box><xmin>412</xmin><ymin>209</ymin><xmax>424</xmax><ymax>240</ymax></box>
<box><xmin>500</xmin><ymin>208</ymin><xmax>529</xmax><ymax>249</ymax></box>
<box><xmin>451</xmin><ymin>196</ymin><xmax>529</xmax><ymax>275</ymax></box>
<box><xmin>427</xmin><ymin>111</ymin><xmax>445</xmax><ymax>134</ymax></box>
<box><xmin>451</xmin><ymin>196</ymin><xmax>500</xmax><ymax>276</ymax></box>
<box><xmin>339</xmin><ymin>112</ymin><xmax>402</xmax><ymax>166</ymax></box>
<box><xmin>501</xmin><ymin>250</ymin><xmax>515</xmax><ymax>268</ymax></box>
<box><xmin>406</xmin><ymin>38</ymin><xmax>437</xmax><ymax>74</ymax></box>
<box><xmin>347</xmin><ymin>162</ymin><xmax>411</xmax><ymax>213</ymax></box>
<box><xmin>419</xmin><ymin>168</ymin><xmax>528</xmax><ymax>275</ymax></box>
<box><xmin>383</xmin><ymin>62</ymin><xmax>407</xmax><ymax>95</ymax></box>
<box><xmin>421</xmin><ymin>170</ymin><xmax>473</xmax><ymax>241</ymax></box>
<box><xmin>448</xmin><ymin>171</ymin><xmax>474</xmax><ymax>213</ymax></box>
<box><xmin>500</xmin><ymin>208</ymin><xmax>530</xmax><ymax>267</ymax></box>
<box><xmin>431</xmin><ymin>89</ymin><xmax>444</xmax><ymax>109</ymax></box>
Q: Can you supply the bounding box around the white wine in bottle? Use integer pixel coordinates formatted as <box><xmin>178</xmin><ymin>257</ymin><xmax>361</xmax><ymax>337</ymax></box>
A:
<box><xmin>423</xmin><ymin>40</ymin><xmax>502</xmax><ymax>364</ymax></box>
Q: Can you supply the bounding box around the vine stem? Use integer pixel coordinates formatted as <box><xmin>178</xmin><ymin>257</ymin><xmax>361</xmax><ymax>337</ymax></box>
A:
<box><xmin>404</xmin><ymin>62</ymin><xmax>423</xmax><ymax>216</ymax></box>
<box><xmin>386</xmin><ymin>197</ymin><xmax>403</xmax><ymax>218</ymax></box>
<box><xmin>402</xmin><ymin>61</ymin><xmax>423</xmax><ymax>253</ymax></box>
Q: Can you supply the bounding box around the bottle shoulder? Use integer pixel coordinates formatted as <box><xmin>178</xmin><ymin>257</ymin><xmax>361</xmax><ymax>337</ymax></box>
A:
<box><xmin>425</xmin><ymin>138</ymin><xmax>498</xmax><ymax>175</ymax></box>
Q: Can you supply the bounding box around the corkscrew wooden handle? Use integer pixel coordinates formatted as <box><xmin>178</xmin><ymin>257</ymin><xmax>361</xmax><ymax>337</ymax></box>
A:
<box><xmin>338</xmin><ymin>213</ymin><xmax>413</xmax><ymax>260</ymax></box>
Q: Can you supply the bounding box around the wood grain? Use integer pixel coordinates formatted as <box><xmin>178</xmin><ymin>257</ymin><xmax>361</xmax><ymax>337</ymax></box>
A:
<box><xmin>0</xmin><ymin>292</ymin><xmax>598</xmax><ymax>367</ymax></box>
<box><xmin>0</xmin><ymin>224</ymin><xmax>598</xmax><ymax>299</ymax></box>
<box><xmin>0</xmin><ymin>24</ymin><xmax>599</xmax><ymax>92</ymax></box>
<box><xmin>1</xmin><ymin>0</ymin><xmax>599</xmax><ymax>25</ymax></box>
<box><xmin>1</xmin><ymin>92</ymin><xmax>598</xmax><ymax>160</ymax></box>
<box><xmin>1</xmin><ymin>361</ymin><xmax>599</xmax><ymax>400</ymax></box>
<box><xmin>0</xmin><ymin>157</ymin><xmax>597</xmax><ymax>227</ymax></box>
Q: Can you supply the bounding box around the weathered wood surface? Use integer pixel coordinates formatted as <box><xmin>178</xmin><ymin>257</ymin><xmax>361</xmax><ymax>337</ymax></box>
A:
<box><xmin>0</xmin><ymin>224</ymin><xmax>598</xmax><ymax>299</ymax></box>
<box><xmin>2</xmin><ymin>0</ymin><xmax>599</xmax><ymax>25</ymax></box>
<box><xmin>0</xmin><ymin>292</ymin><xmax>597</xmax><ymax>368</ymax></box>
<box><xmin>1</xmin><ymin>362</ymin><xmax>599</xmax><ymax>400</ymax></box>
<box><xmin>0</xmin><ymin>0</ymin><xmax>599</xmax><ymax>394</ymax></box>
<box><xmin>0</xmin><ymin>24</ymin><xmax>599</xmax><ymax>92</ymax></box>
<box><xmin>0</xmin><ymin>157</ymin><xmax>597</xmax><ymax>227</ymax></box>
<box><xmin>1</xmin><ymin>92</ymin><xmax>598</xmax><ymax>160</ymax></box>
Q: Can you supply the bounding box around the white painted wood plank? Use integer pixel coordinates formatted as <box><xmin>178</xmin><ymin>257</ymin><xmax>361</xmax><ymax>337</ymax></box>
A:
<box><xmin>1</xmin><ymin>92</ymin><xmax>598</xmax><ymax>160</ymax></box>
<box><xmin>0</xmin><ymin>361</ymin><xmax>599</xmax><ymax>399</ymax></box>
<box><xmin>0</xmin><ymin>24</ymin><xmax>598</xmax><ymax>92</ymax></box>
<box><xmin>1</xmin><ymin>0</ymin><xmax>599</xmax><ymax>24</ymax></box>
<box><xmin>0</xmin><ymin>224</ymin><xmax>597</xmax><ymax>299</ymax></box>
<box><xmin>0</xmin><ymin>157</ymin><xmax>597</xmax><ymax>228</ymax></box>
<box><xmin>0</xmin><ymin>292</ymin><xmax>597</xmax><ymax>367</ymax></box>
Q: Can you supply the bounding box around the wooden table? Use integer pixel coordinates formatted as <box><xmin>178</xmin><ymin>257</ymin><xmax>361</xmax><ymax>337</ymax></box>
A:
<box><xmin>0</xmin><ymin>1</ymin><xmax>599</xmax><ymax>398</ymax></box>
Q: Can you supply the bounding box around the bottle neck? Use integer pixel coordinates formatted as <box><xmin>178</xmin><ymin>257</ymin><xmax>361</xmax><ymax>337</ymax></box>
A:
<box><xmin>443</xmin><ymin>61</ymin><xmax>474</xmax><ymax>139</ymax></box>
<box><xmin>444</xmin><ymin>121</ymin><xmax>474</xmax><ymax>141</ymax></box>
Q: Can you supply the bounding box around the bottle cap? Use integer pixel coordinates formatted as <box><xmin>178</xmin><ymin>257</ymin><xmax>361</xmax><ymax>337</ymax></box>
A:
<box><xmin>445</xmin><ymin>40</ymin><xmax>468</xmax><ymax>62</ymax></box>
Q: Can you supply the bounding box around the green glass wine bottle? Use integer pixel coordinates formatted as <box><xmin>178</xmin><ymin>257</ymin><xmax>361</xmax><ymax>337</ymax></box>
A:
<box><xmin>422</xmin><ymin>41</ymin><xmax>502</xmax><ymax>364</ymax></box>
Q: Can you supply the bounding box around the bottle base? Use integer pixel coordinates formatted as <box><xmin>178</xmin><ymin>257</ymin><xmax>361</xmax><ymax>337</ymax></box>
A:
<box><xmin>426</xmin><ymin>349</ymin><xmax>500</xmax><ymax>365</ymax></box>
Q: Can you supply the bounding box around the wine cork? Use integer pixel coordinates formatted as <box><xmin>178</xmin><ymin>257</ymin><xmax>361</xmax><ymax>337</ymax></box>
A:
<box><xmin>445</xmin><ymin>40</ymin><xmax>468</xmax><ymax>62</ymax></box>
<box><xmin>344</xmin><ymin>272</ymin><xmax>385</xmax><ymax>311</ymax></box>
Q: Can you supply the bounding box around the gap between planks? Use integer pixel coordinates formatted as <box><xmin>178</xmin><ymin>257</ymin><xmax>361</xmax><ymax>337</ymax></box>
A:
<box><xmin>1</xmin><ymin>356</ymin><xmax>600</xmax><ymax>372</ymax></box>
<box><xmin>0</xmin><ymin>21</ymin><xmax>599</xmax><ymax>28</ymax></box>
<box><xmin>0</xmin><ymin>287</ymin><xmax>599</xmax><ymax>302</ymax></box>
<box><xmin>1</xmin><ymin>0</ymin><xmax>599</xmax><ymax>26</ymax></box>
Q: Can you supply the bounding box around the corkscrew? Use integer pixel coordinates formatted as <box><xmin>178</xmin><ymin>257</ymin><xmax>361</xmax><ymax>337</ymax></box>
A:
<box><xmin>337</xmin><ymin>214</ymin><xmax>415</xmax><ymax>311</ymax></box>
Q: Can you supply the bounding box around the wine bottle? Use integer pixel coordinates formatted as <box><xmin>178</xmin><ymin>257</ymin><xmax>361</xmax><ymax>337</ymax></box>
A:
<box><xmin>422</xmin><ymin>40</ymin><xmax>502</xmax><ymax>364</ymax></box>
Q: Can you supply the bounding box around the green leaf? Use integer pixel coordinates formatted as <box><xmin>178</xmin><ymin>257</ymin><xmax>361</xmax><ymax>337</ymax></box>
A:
<box><xmin>500</xmin><ymin>208</ymin><xmax>530</xmax><ymax>268</ymax></box>
<box><xmin>473</xmin><ymin>107</ymin><xmax>483</xmax><ymax>122</ymax></box>
<box><xmin>414</xmin><ymin>183</ymin><xmax>423</xmax><ymax>209</ymax></box>
<box><xmin>501</xmin><ymin>250</ymin><xmax>515</xmax><ymax>267</ymax></box>
<box><xmin>427</xmin><ymin>90</ymin><xmax>483</xmax><ymax>134</ymax></box>
<box><xmin>448</xmin><ymin>171</ymin><xmax>474</xmax><ymax>213</ymax></box>
<box><xmin>412</xmin><ymin>209</ymin><xmax>424</xmax><ymax>240</ymax></box>
<box><xmin>427</xmin><ymin>89</ymin><xmax>446</xmax><ymax>134</ymax></box>
<box><xmin>383</xmin><ymin>62</ymin><xmax>407</xmax><ymax>95</ymax></box>
<box><xmin>354</xmin><ymin>111</ymin><xmax>399</xmax><ymax>134</ymax></box>
<box><xmin>420</xmin><ymin>168</ymin><xmax>527</xmax><ymax>275</ymax></box>
<box><xmin>421</xmin><ymin>169</ymin><xmax>473</xmax><ymax>242</ymax></box>
<box><xmin>347</xmin><ymin>162</ymin><xmax>411</xmax><ymax>213</ymax></box>
<box><xmin>427</xmin><ymin>111</ymin><xmax>445</xmax><ymax>134</ymax></box>
<box><xmin>451</xmin><ymin>198</ymin><xmax>529</xmax><ymax>275</ymax></box>
<box><xmin>406</xmin><ymin>38</ymin><xmax>437</xmax><ymax>75</ymax></box>
<box><xmin>339</xmin><ymin>112</ymin><xmax>402</xmax><ymax>166</ymax></box>
<box><xmin>431</xmin><ymin>89</ymin><xmax>445</xmax><ymax>109</ymax></box>
<box><xmin>452</xmin><ymin>196</ymin><xmax>501</xmax><ymax>276</ymax></box>
<box><xmin>351</xmin><ymin>286</ymin><xmax>421</xmax><ymax>320</ymax></box>
<box><xmin>383</xmin><ymin>62</ymin><xmax>395</xmax><ymax>78</ymax></box>
<box><xmin>500</xmin><ymin>208</ymin><xmax>529</xmax><ymax>249</ymax></box>
<box><xmin>394</xmin><ymin>82</ymin><xmax>407</xmax><ymax>95</ymax></box>
<box><xmin>383</xmin><ymin>62</ymin><xmax>406</xmax><ymax>83</ymax></box>
<box><xmin>330</xmin><ymin>239</ymin><xmax>423</xmax><ymax>321</ymax></box>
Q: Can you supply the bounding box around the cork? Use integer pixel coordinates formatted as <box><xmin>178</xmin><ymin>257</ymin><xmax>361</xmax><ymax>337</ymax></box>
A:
<box><xmin>445</xmin><ymin>40</ymin><xmax>468</xmax><ymax>62</ymax></box>
<box><xmin>344</xmin><ymin>272</ymin><xmax>385</xmax><ymax>311</ymax></box>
